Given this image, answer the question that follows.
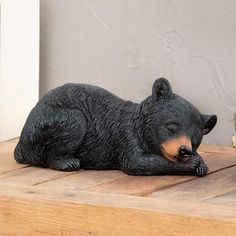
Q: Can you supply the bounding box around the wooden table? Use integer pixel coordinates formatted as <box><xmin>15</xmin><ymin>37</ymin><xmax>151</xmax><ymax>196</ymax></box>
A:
<box><xmin>0</xmin><ymin>139</ymin><xmax>236</xmax><ymax>235</ymax></box>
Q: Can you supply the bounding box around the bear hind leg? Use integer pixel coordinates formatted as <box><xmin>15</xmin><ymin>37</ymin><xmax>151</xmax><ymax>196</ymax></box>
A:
<box><xmin>43</xmin><ymin>109</ymin><xmax>87</xmax><ymax>171</ymax></box>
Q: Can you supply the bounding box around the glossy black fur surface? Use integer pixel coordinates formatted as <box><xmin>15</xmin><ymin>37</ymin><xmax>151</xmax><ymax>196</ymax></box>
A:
<box><xmin>14</xmin><ymin>78</ymin><xmax>217</xmax><ymax>176</ymax></box>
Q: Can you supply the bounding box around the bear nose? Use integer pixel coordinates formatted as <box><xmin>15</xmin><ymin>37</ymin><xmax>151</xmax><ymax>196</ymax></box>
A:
<box><xmin>179</xmin><ymin>145</ymin><xmax>192</xmax><ymax>156</ymax></box>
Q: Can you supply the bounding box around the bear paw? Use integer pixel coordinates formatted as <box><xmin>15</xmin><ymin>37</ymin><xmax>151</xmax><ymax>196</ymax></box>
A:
<box><xmin>195</xmin><ymin>161</ymin><xmax>209</xmax><ymax>177</ymax></box>
<box><xmin>175</xmin><ymin>154</ymin><xmax>209</xmax><ymax>176</ymax></box>
<box><xmin>183</xmin><ymin>155</ymin><xmax>201</xmax><ymax>170</ymax></box>
<box><xmin>49</xmin><ymin>157</ymin><xmax>81</xmax><ymax>171</ymax></box>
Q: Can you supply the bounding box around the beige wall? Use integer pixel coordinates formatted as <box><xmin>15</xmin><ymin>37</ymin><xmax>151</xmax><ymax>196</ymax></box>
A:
<box><xmin>0</xmin><ymin>0</ymin><xmax>39</xmax><ymax>141</ymax></box>
<box><xmin>40</xmin><ymin>0</ymin><xmax>236</xmax><ymax>146</ymax></box>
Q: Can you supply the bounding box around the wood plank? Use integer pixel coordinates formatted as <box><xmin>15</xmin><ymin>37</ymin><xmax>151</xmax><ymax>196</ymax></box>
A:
<box><xmin>0</xmin><ymin>166</ymin><xmax>75</xmax><ymax>186</ymax></box>
<box><xmin>0</xmin><ymin>139</ymin><xmax>29</xmax><ymax>174</ymax></box>
<box><xmin>204</xmin><ymin>189</ymin><xmax>236</xmax><ymax>208</ymax></box>
<box><xmin>149</xmin><ymin>166</ymin><xmax>236</xmax><ymax>205</ymax></box>
<box><xmin>0</xmin><ymin>184</ymin><xmax>236</xmax><ymax>236</ymax></box>
<box><xmin>1</xmin><ymin>140</ymin><xmax>236</xmax><ymax>235</ymax></box>
<box><xmin>1</xmin><ymin>140</ymin><xmax>236</xmax><ymax>196</ymax></box>
<box><xmin>37</xmin><ymin>170</ymin><xmax>126</xmax><ymax>190</ymax></box>
<box><xmin>86</xmin><ymin>175</ymin><xmax>192</xmax><ymax>196</ymax></box>
<box><xmin>199</xmin><ymin>143</ymin><xmax>236</xmax><ymax>154</ymax></box>
<box><xmin>85</xmin><ymin>152</ymin><xmax>236</xmax><ymax>196</ymax></box>
<box><xmin>0</xmin><ymin>183</ymin><xmax>236</xmax><ymax>220</ymax></box>
<box><xmin>204</xmin><ymin>152</ymin><xmax>236</xmax><ymax>172</ymax></box>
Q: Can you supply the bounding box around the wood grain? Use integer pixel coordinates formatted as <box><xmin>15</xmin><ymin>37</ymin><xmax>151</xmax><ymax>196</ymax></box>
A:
<box><xmin>204</xmin><ymin>152</ymin><xmax>236</xmax><ymax>172</ymax></box>
<box><xmin>0</xmin><ymin>184</ymin><xmax>236</xmax><ymax>236</ymax></box>
<box><xmin>0</xmin><ymin>166</ymin><xmax>75</xmax><ymax>186</ymax></box>
<box><xmin>86</xmin><ymin>175</ymin><xmax>193</xmax><ymax>196</ymax></box>
<box><xmin>199</xmin><ymin>143</ymin><xmax>236</xmax><ymax>154</ymax></box>
<box><xmin>1</xmin><ymin>139</ymin><xmax>236</xmax><ymax>235</ymax></box>
<box><xmin>204</xmin><ymin>189</ymin><xmax>236</xmax><ymax>208</ymax></box>
<box><xmin>149</xmin><ymin>166</ymin><xmax>236</xmax><ymax>205</ymax></box>
<box><xmin>38</xmin><ymin>170</ymin><xmax>125</xmax><ymax>190</ymax></box>
<box><xmin>85</xmin><ymin>152</ymin><xmax>236</xmax><ymax>196</ymax></box>
<box><xmin>0</xmin><ymin>139</ymin><xmax>29</xmax><ymax>174</ymax></box>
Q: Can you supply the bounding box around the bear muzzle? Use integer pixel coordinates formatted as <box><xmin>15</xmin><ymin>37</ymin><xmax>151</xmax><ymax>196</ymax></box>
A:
<box><xmin>161</xmin><ymin>135</ymin><xmax>192</xmax><ymax>163</ymax></box>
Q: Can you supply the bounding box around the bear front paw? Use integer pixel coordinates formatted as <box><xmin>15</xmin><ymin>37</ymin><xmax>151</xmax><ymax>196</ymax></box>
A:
<box><xmin>186</xmin><ymin>154</ymin><xmax>209</xmax><ymax>177</ymax></box>
<box><xmin>184</xmin><ymin>155</ymin><xmax>201</xmax><ymax>170</ymax></box>
<box><xmin>195</xmin><ymin>161</ymin><xmax>209</xmax><ymax>177</ymax></box>
<box><xmin>175</xmin><ymin>154</ymin><xmax>208</xmax><ymax>176</ymax></box>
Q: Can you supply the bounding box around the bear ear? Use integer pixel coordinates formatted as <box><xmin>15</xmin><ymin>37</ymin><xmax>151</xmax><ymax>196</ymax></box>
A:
<box><xmin>202</xmin><ymin>114</ymin><xmax>217</xmax><ymax>135</ymax></box>
<box><xmin>152</xmin><ymin>78</ymin><xmax>172</xmax><ymax>101</ymax></box>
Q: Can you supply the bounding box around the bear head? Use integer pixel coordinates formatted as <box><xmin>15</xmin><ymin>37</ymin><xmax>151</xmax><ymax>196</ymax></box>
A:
<box><xmin>142</xmin><ymin>78</ymin><xmax>217</xmax><ymax>163</ymax></box>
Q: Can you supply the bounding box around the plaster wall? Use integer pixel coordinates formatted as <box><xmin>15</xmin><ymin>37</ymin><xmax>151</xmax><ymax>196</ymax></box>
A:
<box><xmin>40</xmin><ymin>0</ymin><xmax>236</xmax><ymax>145</ymax></box>
<box><xmin>0</xmin><ymin>0</ymin><xmax>39</xmax><ymax>141</ymax></box>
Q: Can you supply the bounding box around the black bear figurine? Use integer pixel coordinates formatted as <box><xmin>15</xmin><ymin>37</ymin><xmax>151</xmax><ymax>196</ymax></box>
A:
<box><xmin>14</xmin><ymin>78</ymin><xmax>217</xmax><ymax>176</ymax></box>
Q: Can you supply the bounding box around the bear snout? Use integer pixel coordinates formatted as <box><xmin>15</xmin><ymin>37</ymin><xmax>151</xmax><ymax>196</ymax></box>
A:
<box><xmin>161</xmin><ymin>135</ymin><xmax>192</xmax><ymax>163</ymax></box>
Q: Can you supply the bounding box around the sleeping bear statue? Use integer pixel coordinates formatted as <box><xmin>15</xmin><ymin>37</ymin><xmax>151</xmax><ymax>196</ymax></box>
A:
<box><xmin>14</xmin><ymin>78</ymin><xmax>217</xmax><ymax>176</ymax></box>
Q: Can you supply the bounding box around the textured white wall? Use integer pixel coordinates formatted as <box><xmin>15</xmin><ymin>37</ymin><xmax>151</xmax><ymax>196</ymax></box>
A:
<box><xmin>40</xmin><ymin>0</ymin><xmax>236</xmax><ymax>146</ymax></box>
<box><xmin>0</xmin><ymin>0</ymin><xmax>39</xmax><ymax>141</ymax></box>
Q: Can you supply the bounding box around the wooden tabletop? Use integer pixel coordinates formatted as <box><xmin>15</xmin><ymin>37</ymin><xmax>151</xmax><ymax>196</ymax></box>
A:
<box><xmin>0</xmin><ymin>139</ymin><xmax>236</xmax><ymax>236</ymax></box>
